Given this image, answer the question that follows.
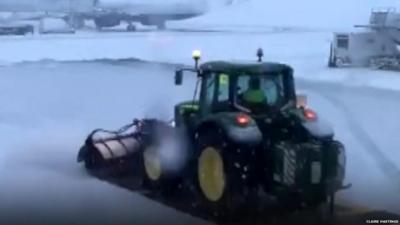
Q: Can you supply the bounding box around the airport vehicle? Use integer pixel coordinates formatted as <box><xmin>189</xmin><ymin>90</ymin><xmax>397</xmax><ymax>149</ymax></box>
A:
<box><xmin>38</xmin><ymin>17</ymin><xmax>75</xmax><ymax>34</ymax></box>
<box><xmin>78</xmin><ymin>49</ymin><xmax>348</xmax><ymax>216</ymax></box>
<box><xmin>329</xmin><ymin>8</ymin><xmax>400</xmax><ymax>70</ymax></box>
<box><xmin>0</xmin><ymin>22</ymin><xmax>33</xmax><ymax>35</ymax></box>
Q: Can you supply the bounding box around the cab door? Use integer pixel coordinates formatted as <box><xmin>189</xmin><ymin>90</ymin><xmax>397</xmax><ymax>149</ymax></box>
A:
<box><xmin>175</xmin><ymin>101</ymin><xmax>200</xmax><ymax>131</ymax></box>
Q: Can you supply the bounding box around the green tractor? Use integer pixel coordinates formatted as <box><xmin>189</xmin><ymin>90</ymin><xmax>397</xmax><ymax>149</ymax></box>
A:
<box><xmin>78</xmin><ymin>49</ymin><xmax>348</xmax><ymax>217</ymax></box>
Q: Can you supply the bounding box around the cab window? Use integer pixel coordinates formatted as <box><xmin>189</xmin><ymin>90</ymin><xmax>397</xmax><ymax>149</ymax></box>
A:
<box><xmin>201</xmin><ymin>73</ymin><xmax>231</xmax><ymax>113</ymax></box>
<box><xmin>203</xmin><ymin>73</ymin><xmax>216</xmax><ymax>113</ymax></box>
<box><xmin>217</xmin><ymin>73</ymin><xmax>229</xmax><ymax>102</ymax></box>
<box><xmin>336</xmin><ymin>35</ymin><xmax>349</xmax><ymax>49</ymax></box>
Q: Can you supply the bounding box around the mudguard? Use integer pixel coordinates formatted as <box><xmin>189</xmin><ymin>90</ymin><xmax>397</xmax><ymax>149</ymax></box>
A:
<box><xmin>200</xmin><ymin>112</ymin><xmax>262</xmax><ymax>145</ymax></box>
<box><xmin>302</xmin><ymin>118</ymin><xmax>334</xmax><ymax>139</ymax></box>
<box><xmin>271</xmin><ymin>139</ymin><xmax>347</xmax><ymax>203</ymax></box>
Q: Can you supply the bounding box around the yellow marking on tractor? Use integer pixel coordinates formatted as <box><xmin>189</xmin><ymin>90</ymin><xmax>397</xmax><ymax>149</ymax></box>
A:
<box><xmin>219</xmin><ymin>74</ymin><xmax>229</xmax><ymax>85</ymax></box>
<box><xmin>198</xmin><ymin>147</ymin><xmax>226</xmax><ymax>202</ymax></box>
<box><xmin>180</xmin><ymin>104</ymin><xmax>199</xmax><ymax>110</ymax></box>
<box><xmin>179</xmin><ymin>104</ymin><xmax>199</xmax><ymax>114</ymax></box>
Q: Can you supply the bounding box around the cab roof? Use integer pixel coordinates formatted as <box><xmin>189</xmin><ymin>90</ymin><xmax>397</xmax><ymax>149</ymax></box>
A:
<box><xmin>199</xmin><ymin>61</ymin><xmax>293</xmax><ymax>74</ymax></box>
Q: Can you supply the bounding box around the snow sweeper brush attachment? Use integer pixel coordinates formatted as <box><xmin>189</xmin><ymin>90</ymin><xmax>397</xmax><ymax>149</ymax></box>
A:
<box><xmin>77</xmin><ymin>119</ymin><xmax>173</xmax><ymax>176</ymax></box>
<box><xmin>77</xmin><ymin>119</ymin><xmax>155</xmax><ymax>175</ymax></box>
<box><xmin>77</xmin><ymin>119</ymin><xmax>144</xmax><ymax>175</ymax></box>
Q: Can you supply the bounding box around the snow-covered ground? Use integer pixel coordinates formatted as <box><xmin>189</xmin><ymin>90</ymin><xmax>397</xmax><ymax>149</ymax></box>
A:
<box><xmin>0</xmin><ymin>60</ymin><xmax>399</xmax><ymax>225</ymax></box>
<box><xmin>298</xmin><ymin>81</ymin><xmax>400</xmax><ymax>213</ymax></box>
<box><xmin>0</xmin><ymin>0</ymin><xmax>400</xmax><ymax>223</ymax></box>
<box><xmin>179</xmin><ymin>0</ymin><xmax>373</xmax><ymax>30</ymax></box>
<box><xmin>0</xmin><ymin>61</ymin><xmax>207</xmax><ymax>225</ymax></box>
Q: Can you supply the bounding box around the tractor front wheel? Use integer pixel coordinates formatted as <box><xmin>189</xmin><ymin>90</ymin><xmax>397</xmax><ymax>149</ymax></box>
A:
<box><xmin>140</xmin><ymin>144</ymin><xmax>182</xmax><ymax>196</ymax></box>
<box><xmin>142</xmin><ymin>145</ymin><xmax>162</xmax><ymax>185</ymax></box>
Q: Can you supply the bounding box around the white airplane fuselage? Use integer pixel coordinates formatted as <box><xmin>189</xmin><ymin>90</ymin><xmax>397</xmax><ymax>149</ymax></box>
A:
<box><xmin>95</xmin><ymin>0</ymin><xmax>208</xmax><ymax>15</ymax></box>
<box><xmin>0</xmin><ymin>0</ymin><xmax>92</xmax><ymax>12</ymax></box>
<box><xmin>0</xmin><ymin>0</ymin><xmax>208</xmax><ymax>30</ymax></box>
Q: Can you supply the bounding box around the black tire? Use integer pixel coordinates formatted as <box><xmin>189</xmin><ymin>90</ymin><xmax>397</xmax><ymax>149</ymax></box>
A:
<box><xmin>156</xmin><ymin>21</ymin><xmax>166</xmax><ymax>30</ymax></box>
<box><xmin>304</xmin><ymin>190</ymin><xmax>328</xmax><ymax>210</ymax></box>
<box><xmin>303</xmin><ymin>195</ymin><xmax>336</xmax><ymax>225</ymax></box>
<box><xmin>328</xmin><ymin>59</ymin><xmax>337</xmax><ymax>68</ymax></box>
<box><xmin>94</xmin><ymin>21</ymin><xmax>103</xmax><ymax>32</ymax></box>
<box><xmin>16</xmin><ymin>28</ymin><xmax>25</xmax><ymax>36</ymax></box>
<box><xmin>127</xmin><ymin>24</ymin><xmax>136</xmax><ymax>32</ymax></box>
<box><xmin>194</xmin><ymin>129</ymin><xmax>255</xmax><ymax>221</ymax></box>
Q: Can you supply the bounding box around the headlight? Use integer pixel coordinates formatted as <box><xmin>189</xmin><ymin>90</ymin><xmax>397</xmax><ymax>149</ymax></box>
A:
<box><xmin>192</xmin><ymin>50</ymin><xmax>201</xmax><ymax>60</ymax></box>
<box><xmin>337</xmin><ymin>145</ymin><xmax>346</xmax><ymax>167</ymax></box>
<box><xmin>336</xmin><ymin>144</ymin><xmax>346</xmax><ymax>181</ymax></box>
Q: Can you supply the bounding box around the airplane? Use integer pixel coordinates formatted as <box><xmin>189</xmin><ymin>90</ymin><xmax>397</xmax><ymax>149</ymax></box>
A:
<box><xmin>88</xmin><ymin>0</ymin><xmax>209</xmax><ymax>31</ymax></box>
<box><xmin>0</xmin><ymin>0</ymin><xmax>209</xmax><ymax>31</ymax></box>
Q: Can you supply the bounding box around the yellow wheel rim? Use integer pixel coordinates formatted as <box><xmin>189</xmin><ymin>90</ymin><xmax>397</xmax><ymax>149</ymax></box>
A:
<box><xmin>143</xmin><ymin>146</ymin><xmax>161</xmax><ymax>181</ymax></box>
<box><xmin>198</xmin><ymin>147</ymin><xmax>226</xmax><ymax>202</ymax></box>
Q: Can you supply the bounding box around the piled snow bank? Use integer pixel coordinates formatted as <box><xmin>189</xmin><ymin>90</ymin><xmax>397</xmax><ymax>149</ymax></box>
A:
<box><xmin>175</xmin><ymin>0</ymin><xmax>400</xmax><ymax>30</ymax></box>
<box><xmin>1</xmin><ymin>0</ymin><xmax>400</xmax><ymax>92</ymax></box>
<box><xmin>291</xmin><ymin>58</ymin><xmax>400</xmax><ymax>92</ymax></box>
<box><xmin>2</xmin><ymin>31</ymin><xmax>400</xmax><ymax>92</ymax></box>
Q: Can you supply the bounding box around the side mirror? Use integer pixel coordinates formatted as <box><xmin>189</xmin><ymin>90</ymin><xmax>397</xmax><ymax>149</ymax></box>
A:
<box><xmin>175</xmin><ymin>70</ymin><xmax>183</xmax><ymax>85</ymax></box>
<box><xmin>296</xmin><ymin>94</ymin><xmax>308</xmax><ymax>108</ymax></box>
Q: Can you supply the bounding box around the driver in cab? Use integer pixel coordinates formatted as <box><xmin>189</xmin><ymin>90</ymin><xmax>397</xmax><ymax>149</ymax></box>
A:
<box><xmin>242</xmin><ymin>77</ymin><xmax>267</xmax><ymax>106</ymax></box>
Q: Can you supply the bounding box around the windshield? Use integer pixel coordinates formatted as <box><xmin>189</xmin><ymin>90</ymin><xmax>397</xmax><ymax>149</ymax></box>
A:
<box><xmin>235</xmin><ymin>73</ymin><xmax>285</xmax><ymax>110</ymax></box>
<box><xmin>201</xmin><ymin>72</ymin><xmax>287</xmax><ymax>114</ymax></box>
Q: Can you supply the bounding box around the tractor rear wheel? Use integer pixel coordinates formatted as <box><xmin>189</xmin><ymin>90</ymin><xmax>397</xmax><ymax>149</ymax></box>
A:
<box><xmin>195</xmin><ymin>129</ymin><xmax>254</xmax><ymax>220</ymax></box>
<box><xmin>198</xmin><ymin>146</ymin><xmax>226</xmax><ymax>203</ymax></box>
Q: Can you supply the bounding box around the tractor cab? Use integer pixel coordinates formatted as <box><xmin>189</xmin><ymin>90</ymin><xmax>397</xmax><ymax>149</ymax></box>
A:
<box><xmin>174</xmin><ymin>50</ymin><xmax>297</xmax><ymax>130</ymax></box>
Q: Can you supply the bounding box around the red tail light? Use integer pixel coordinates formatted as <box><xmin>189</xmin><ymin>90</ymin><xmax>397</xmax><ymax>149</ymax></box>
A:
<box><xmin>236</xmin><ymin>114</ymin><xmax>250</xmax><ymax>126</ymax></box>
<box><xmin>304</xmin><ymin>108</ymin><xmax>317</xmax><ymax>121</ymax></box>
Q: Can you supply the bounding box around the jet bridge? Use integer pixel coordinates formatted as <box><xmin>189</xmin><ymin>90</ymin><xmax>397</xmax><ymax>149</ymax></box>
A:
<box><xmin>329</xmin><ymin>8</ymin><xmax>400</xmax><ymax>70</ymax></box>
